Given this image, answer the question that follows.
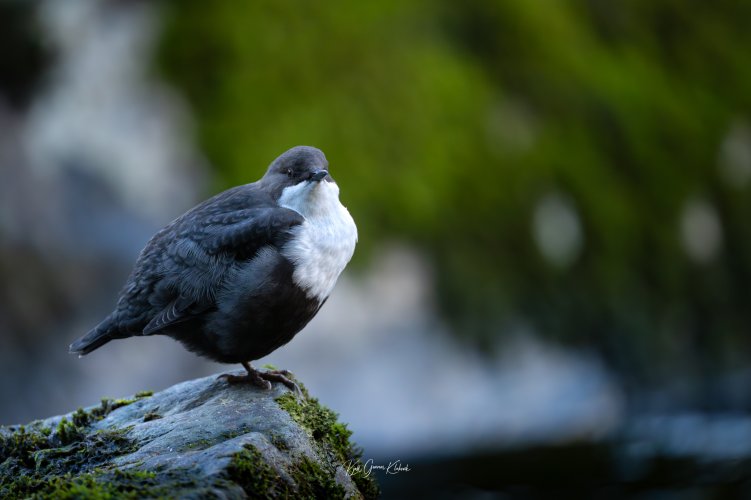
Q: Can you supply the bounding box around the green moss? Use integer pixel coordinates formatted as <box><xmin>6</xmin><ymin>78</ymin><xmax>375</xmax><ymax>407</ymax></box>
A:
<box><xmin>55</xmin><ymin>418</ymin><xmax>84</xmax><ymax>446</ymax></box>
<box><xmin>227</xmin><ymin>445</ymin><xmax>291</xmax><ymax>499</ymax></box>
<box><xmin>24</xmin><ymin>469</ymin><xmax>161</xmax><ymax>499</ymax></box>
<box><xmin>142</xmin><ymin>412</ymin><xmax>162</xmax><ymax>422</ymax></box>
<box><xmin>0</xmin><ymin>408</ymin><xmax>141</xmax><ymax>498</ymax></box>
<box><xmin>84</xmin><ymin>390</ymin><xmax>152</xmax><ymax>422</ymax></box>
<box><xmin>0</xmin><ymin>425</ymin><xmax>50</xmax><ymax>469</ymax></box>
<box><xmin>275</xmin><ymin>386</ymin><xmax>379</xmax><ymax>499</ymax></box>
<box><xmin>350</xmin><ymin>468</ymin><xmax>380</xmax><ymax>500</ymax></box>
<box><xmin>275</xmin><ymin>392</ymin><xmax>351</xmax><ymax>463</ymax></box>
<box><xmin>71</xmin><ymin>408</ymin><xmax>90</xmax><ymax>428</ymax></box>
<box><xmin>6</xmin><ymin>467</ymin><xmax>221</xmax><ymax>499</ymax></box>
<box><xmin>227</xmin><ymin>445</ymin><xmax>346</xmax><ymax>499</ymax></box>
<box><xmin>30</xmin><ymin>427</ymin><xmax>135</xmax><ymax>478</ymax></box>
<box><xmin>269</xmin><ymin>433</ymin><xmax>289</xmax><ymax>452</ymax></box>
<box><xmin>2</xmin><ymin>385</ymin><xmax>374</xmax><ymax>498</ymax></box>
<box><xmin>290</xmin><ymin>456</ymin><xmax>346</xmax><ymax>499</ymax></box>
<box><xmin>219</xmin><ymin>427</ymin><xmax>250</xmax><ymax>441</ymax></box>
<box><xmin>2</xmin><ymin>387</ymin><xmax>242</xmax><ymax>498</ymax></box>
<box><xmin>89</xmin><ymin>398</ymin><xmax>133</xmax><ymax>420</ymax></box>
<box><xmin>181</xmin><ymin>438</ymin><xmax>213</xmax><ymax>451</ymax></box>
<box><xmin>0</xmin><ymin>418</ymin><xmax>219</xmax><ymax>499</ymax></box>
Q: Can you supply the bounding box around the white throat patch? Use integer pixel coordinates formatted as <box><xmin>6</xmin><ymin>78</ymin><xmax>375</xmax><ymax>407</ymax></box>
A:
<box><xmin>278</xmin><ymin>180</ymin><xmax>358</xmax><ymax>301</ymax></box>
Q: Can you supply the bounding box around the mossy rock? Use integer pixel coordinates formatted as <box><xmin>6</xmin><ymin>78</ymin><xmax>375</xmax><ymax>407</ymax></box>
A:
<box><xmin>0</xmin><ymin>374</ymin><xmax>377</xmax><ymax>499</ymax></box>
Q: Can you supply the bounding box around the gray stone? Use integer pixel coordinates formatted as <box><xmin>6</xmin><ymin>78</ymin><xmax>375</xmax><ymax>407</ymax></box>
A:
<box><xmin>0</xmin><ymin>373</ymin><xmax>378</xmax><ymax>499</ymax></box>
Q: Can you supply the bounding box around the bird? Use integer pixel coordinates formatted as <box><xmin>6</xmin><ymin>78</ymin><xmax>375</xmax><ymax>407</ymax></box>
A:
<box><xmin>69</xmin><ymin>146</ymin><xmax>357</xmax><ymax>391</ymax></box>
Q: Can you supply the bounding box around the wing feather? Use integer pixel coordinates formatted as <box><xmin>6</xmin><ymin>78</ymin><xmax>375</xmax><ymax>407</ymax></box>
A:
<box><xmin>129</xmin><ymin>204</ymin><xmax>303</xmax><ymax>336</ymax></box>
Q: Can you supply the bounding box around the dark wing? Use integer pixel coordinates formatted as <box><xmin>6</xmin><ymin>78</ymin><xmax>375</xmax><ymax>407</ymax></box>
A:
<box><xmin>113</xmin><ymin>186</ymin><xmax>303</xmax><ymax>337</ymax></box>
<box><xmin>142</xmin><ymin>294</ymin><xmax>207</xmax><ymax>335</ymax></box>
<box><xmin>192</xmin><ymin>207</ymin><xmax>304</xmax><ymax>259</ymax></box>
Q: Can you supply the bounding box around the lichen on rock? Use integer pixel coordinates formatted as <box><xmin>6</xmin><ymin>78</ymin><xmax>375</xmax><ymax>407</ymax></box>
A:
<box><xmin>0</xmin><ymin>373</ymin><xmax>378</xmax><ymax>499</ymax></box>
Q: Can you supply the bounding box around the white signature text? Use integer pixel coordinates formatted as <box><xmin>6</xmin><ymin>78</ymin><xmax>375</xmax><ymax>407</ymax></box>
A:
<box><xmin>345</xmin><ymin>458</ymin><xmax>411</xmax><ymax>477</ymax></box>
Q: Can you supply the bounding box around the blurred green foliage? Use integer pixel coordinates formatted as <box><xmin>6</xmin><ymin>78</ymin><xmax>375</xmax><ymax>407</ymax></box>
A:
<box><xmin>157</xmin><ymin>1</ymin><xmax>751</xmax><ymax>383</ymax></box>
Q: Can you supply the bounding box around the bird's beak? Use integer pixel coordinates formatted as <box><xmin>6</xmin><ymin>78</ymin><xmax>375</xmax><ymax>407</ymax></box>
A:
<box><xmin>310</xmin><ymin>170</ymin><xmax>328</xmax><ymax>182</ymax></box>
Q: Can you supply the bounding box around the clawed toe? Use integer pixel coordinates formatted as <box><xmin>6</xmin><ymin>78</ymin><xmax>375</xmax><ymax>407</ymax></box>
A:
<box><xmin>259</xmin><ymin>370</ymin><xmax>300</xmax><ymax>394</ymax></box>
<box><xmin>218</xmin><ymin>373</ymin><xmax>249</xmax><ymax>384</ymax></box>
<box><xmin>219</xmin><ymin>363</ymin><xmax>299</xmax><ymax>394</ymax></box>
<box><xmin>218</xmin><ymin>372</ymin><xmax>272</xmax><ymax>390</ymax></box>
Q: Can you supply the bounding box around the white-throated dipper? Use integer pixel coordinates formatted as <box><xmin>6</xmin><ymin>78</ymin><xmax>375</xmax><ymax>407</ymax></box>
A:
<box><xmin>69</xmin><ymin>146</ymin><xmax>357</xmax><ymax>390</ymax></box>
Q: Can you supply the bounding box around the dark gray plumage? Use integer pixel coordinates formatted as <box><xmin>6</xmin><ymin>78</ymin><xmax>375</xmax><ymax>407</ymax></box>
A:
<box><xmin>70</xmin><ymin>146</ymin><xmax>358</xmax><ymax>389</ymax></box>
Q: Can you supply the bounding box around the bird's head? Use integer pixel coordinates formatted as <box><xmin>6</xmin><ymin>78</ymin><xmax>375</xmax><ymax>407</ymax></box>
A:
<box><xmin>262</xmin><ymin>146</ymin><xmax>340</xmax><ymax>216</ymax></box>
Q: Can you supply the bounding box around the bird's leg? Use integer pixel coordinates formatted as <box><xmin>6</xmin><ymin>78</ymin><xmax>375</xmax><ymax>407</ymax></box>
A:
<box><xmin>220</xmin><ymin>362</ymin><xmax>300</xmax><ymax>395</ymax></box>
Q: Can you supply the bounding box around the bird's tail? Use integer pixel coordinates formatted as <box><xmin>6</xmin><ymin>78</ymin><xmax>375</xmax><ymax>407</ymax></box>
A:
<box><xmin>69</xmin><ymin>315</ymin><xmax>117</xmax><ymax>356</ymax></box>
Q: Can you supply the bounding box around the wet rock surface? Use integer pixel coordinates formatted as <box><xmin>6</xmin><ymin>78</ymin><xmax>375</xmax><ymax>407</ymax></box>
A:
<box><xmin>0</xmin><ymin>373</ymin><xmax>378</xmax><ymax>499</ymax></box>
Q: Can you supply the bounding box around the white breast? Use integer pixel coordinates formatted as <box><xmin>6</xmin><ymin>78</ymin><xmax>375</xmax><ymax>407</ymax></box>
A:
<box><xmin>278</xmin><ymin>180</ymin><xmax>358</xmax><ymax>301</ymax></box>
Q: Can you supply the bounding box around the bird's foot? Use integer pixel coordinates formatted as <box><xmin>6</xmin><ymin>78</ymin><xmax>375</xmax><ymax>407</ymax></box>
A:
<box><xmin>218</xmin><ymin>370</ymin><xmax>273</xmax><ymax>390</ymax></box>
<box><xmin>219</xmin><ymin>365</ymin><xmax>301</xmax><ymax>396</ymax></box>
<box><xmin>218</xmin><ymin>373</ymin><xmax>246</xmax><ymax>383</ymax></box>
<box><xmin>258</xmin><ymin>369</ymin><xmax>301</xmax><ymax>395</ymax></box>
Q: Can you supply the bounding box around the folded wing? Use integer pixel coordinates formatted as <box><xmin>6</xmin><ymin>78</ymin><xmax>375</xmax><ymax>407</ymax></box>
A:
<box><xmin>136</xmin><ymin>205</ymin><xmax>303</xmax><ymax>332</ymax></box>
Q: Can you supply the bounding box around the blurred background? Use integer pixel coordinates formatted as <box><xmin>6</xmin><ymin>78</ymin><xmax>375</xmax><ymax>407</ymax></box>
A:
<box><xmin>2</xmin><ymin>0</ymin><xmax>751</xmax><ymax>497</ymax></box>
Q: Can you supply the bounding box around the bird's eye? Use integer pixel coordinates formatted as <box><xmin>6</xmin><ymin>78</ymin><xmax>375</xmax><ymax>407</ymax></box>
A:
<box><xmin>286</xmin><ymin>168</ymin><xmax>293</xmax><ymax>178</ymax></box>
